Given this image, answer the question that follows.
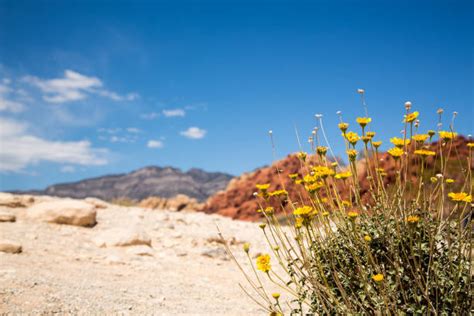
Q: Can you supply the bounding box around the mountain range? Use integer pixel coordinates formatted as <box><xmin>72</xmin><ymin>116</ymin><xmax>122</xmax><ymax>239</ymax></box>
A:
<box><xmin>15</xmin><ymin>166</ymin><xmax>233</xmax><ymax>202</ymax></box>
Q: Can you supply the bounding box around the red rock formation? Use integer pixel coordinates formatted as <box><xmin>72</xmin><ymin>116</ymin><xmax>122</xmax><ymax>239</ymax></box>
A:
<box><xmin>203</xmin><ymin>136</ymin><xmax>472</xmax><ymax>221</ymax></box>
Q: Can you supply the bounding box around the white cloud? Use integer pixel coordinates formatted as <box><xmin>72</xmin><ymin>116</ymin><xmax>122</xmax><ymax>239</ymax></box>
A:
<box><xmin>0</xmin><ymin>98</ymin><xmax>24</xmax><ymax>113</ymax></box>
<box><xmin>96</xmin><ymin>90</ymin><xmax>139</xmax><ymax>101</ymax></box>
<box><xmin>140</xmin><ymin>112</ymin><xmax>160</xmax><ymax>120</ymax></box>
<box><xmin>23</xmin><ymin>70</ymin><xmax>101</xmax><ymax>103</ymax></box>
<box><xmin>60</xmin><ymin>165</ymin><xmax>76</xmax><ymax>173</ymax></box>
<box><xmin>180</xmin><ymin>127</ymin><xmax>206</xmax><ymax>139</ymax></box>
<box><xmin>147</xmin><ymin>140</ymin><xmax>164</xmax><ymax>148</ymax></box>
<box><xmin>98</xmin><ymin>128</ymin><xmax>122</xmax><ymax>134</ymax></box>
<box><xmin>23</xmin><ymin>70</ymin><xmax>138</xmax><ymax>103</ymax></box>
<box><xmin>163</xmin><ymin>109</ymin><xmax>185</xmax><ymax>117</ymax></box>
<box><xmin>109</xmin><ymin>135</ymin><xmax>137</xmax><ymax>143</ymax></box>
<box><xmin>126</xmin><ymin>127</ymin><xmax>141</xmax><ymax>133</ymax></box>
<box><xmin>0</xmin><ymin>83</ymin><xmax>25</xmax><ymax>113</ymax></box>
<box><xmin>0</xmin><ymin>117</ymin><xmax>108</xmax><ymax>172</ymax></box>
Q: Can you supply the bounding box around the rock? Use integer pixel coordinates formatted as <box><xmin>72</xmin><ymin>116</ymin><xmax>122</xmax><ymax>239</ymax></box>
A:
<box><xmin>27</xmin><ymin>199</ymin><xmax>97</xmax><ymax>227</ymax></box>
<box><xmin>0</xmin><ymin>240</ymin><xmax>22</xmax><ymax>254</ymax></box>
<box><xmin>126</xmin><ymin>245</ymin><xmax>154</xmax><ymax>257</ymax></box>
<box><xmin>93</xmin><ymin>226</ymin><xmax>152</xmax><ymax>248</ymax></box>
<box><xmin>0</xmin><ymin>192</ymin><xmax>35</xmax><ymax>208</ymax></box>
<box><xmin>85</xmin><ymin>197</ymin><xmax>109</xmax><ymax>209</ymax></box>
<box><xmin>167</xmin><ymin>194</ymin><xmax>202</xmax><ymax>212</ymax></box>
<box><xmin>104</xmin><ymin>254</ymin><xmax>125</xmax><ymax>265</ymax></box>
<box><xmin>138</xmin><ymin>194</ymin><xmax>203</xmax><ymax>212</ymax></box>
<box><xmin>0</xmin><ymin>209</ymin><xmax>16</xmax><ymax>222</ymax></box>
<box><xmin>138</xmin><ymin>196</ymin><xmax>167</xmax><ymax>209</ymax></box>
<box><xmin>201</xmin><ymin>247</ymin><xmax>229</xmax><ymax>260</ymax></box>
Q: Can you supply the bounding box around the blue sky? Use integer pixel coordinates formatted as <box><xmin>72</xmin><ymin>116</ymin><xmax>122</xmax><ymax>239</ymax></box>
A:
<box><xmin>0</xmin><ymin>0</ymin><xmax>472</xmax><ymax>190</ymax></box>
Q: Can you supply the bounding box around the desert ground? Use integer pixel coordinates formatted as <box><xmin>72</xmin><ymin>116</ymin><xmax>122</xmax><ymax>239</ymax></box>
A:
<box><xmin>0</xmin><ymin>193</ymin><xmax>275</xmax><ymax>315</ymax></box>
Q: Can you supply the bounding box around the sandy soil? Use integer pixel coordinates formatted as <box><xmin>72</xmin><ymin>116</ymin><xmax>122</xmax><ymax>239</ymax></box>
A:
<box><xmin>0</xmin><ymin>199</ymin><xmax>277</xmax><ymax>315</ymax></box>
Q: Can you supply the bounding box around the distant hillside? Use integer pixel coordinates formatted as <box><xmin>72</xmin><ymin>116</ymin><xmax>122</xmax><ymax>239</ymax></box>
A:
<box><xmin>15</xmin><ymin>166</ymin><xmax>233</xmax><ymax>202</ymax></box>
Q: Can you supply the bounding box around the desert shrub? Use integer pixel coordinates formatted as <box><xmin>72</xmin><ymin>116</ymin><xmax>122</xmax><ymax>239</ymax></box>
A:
<box><xmin>225</xmin><ymin>95</ymin><xmax>472</xmax><ymax>315</ymax></box>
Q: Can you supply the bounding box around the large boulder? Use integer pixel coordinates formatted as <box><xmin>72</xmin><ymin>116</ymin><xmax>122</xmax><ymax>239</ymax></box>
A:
<box><xmin>0</xmin><ymin>193</ymin><xmax>35</xmax><ymax>208</ymax></box>
<box><xmin>138</xmin><ymin>196</ymin><xmax>167</xmax><ymax>209</ymax></box>
<box><xmin>85</xmin><ymin>197</ymin><xmax>109</xmax><ymax>209</ymax></box>
<box><xmin>0</xmin><ymin>208</ymin><xmax>16</xmax><ymax>222</ymax></box>
<box><xmin>166</xmin><ymin>194</ymin><xmax>201</xmax><ymax>211</ymax></box>
<box><xmin>138</xmin><ymin>194</ymin><xmax>202</xmax><ymax>212</ymax></box>
<box><xmin>0</xmin><ymin>240</ymin><xmax>22</xmax><ymax>253</ymax></box>
<box><xmin>93</xmin><ymin>226</ymin><xmax>152</xmax><ymax>248</ymax></box>
<box><xmin>27</xmin><ymin>199</ymin><xmax>97</xmax><ymax>227</ymax></box>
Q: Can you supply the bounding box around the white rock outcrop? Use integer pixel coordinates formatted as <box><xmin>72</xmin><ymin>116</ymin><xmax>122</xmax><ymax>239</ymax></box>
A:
<box><xmin>93</xmin><ymin>226</ymin><xmax>152</xmax><ymax>248</ymax></box>
<box><xmin>0</xmin><ymin>209</ymin><xmax>16</xmax><ymax>222</ymax></box>
<box><xmin>27</xmin><ymin>200</ymin><xmax>97</xmax><ymax>227</ymax></box>
<box><xmin>0</xmin><ymin>193</ymin><xmax>35</xmax><ymax>208</ymax></box>
<box><xmin>0</xmin><ymin>240</ymin><xmax>22</xmax><ymax>253</ymax></box>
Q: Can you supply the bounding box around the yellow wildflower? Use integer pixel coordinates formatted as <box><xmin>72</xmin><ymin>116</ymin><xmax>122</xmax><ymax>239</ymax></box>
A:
<box><xmin>467</xmin><ymin>142</ymin><xmax>474</xmax><ymax>149</ymax></box>
<box><xmin>338</xmin><ymin>122</ymin><xmax>349</xmax><ymax>132</ymax></box>
<box><xmin>356</xmin><ymin>117</ymin><xmax>372</xmax><ymax>127</ymax></box>
<box><xmin>388</xmin><ymin>147</ymin><xmax>404</xmax><ymax>159</ymax></box>
<box><xmin>293</xmin><ymin>206</ymin><xmax>314</xmax><ymax>217</ymax></box>
<box><xmin>256</xmin><ymin>184</ymin><xmax>270</xmax><ymax>191</ymax></box>
<box><xmin>414</xmin><ymin>149</ymin><xmax>436</xmax><ymax>157</ymax></box>
<box><xmin>289</xmin><ymin>173</ymin><xmax>299</xmax><ymax>180</ymax></box>
<box><xmin>372</xmin><ymin>141</ymin><xmax>382</xmax><ymax>148</ymax></box>
<box><xmin>390</xmin><ymin>137</ymin><xmax>410</xmax><ymax>147</ymax></box>
<box><xmin>404</xmin><ymin>111</ymin><xmax>419</xmax><ymax>123</ymax></box>
<box><xmin>269</xmin><ymin>189</ymin><xmax>288</xmax><ymax>197</ymax></box>
<box><xmin>256</xmin><ymin>254</ymin><xmax>271</xmax><ymax>272</ymax></box>
<box><xmin>295</xmin><ymin>217</ymin><xmax>304</xmax><ymax>228</ymax></box>
<box><xmin>428</xmin><ymin>130</ymin><xmax>436</xmax><ymax>138</ymax></box>
<box><xmin>316</xmin><ymin>146</ymin><xmax>328</xmax><ymax>156</ymax></box>
<box><xmin>335</xmin><ymin>171</ymin><xmax>352</xmax><ymax>180</ymax></box>
<box><xmin>262</xmin><ymin>207</ymin><xmax>274</xmax><ymax>215</ymax></box>
<box><xmin>342</xmin><ymin>200</ymin><xmax>351</xmax><ymax>207</ymax></box>
<box><xmin>243</xmin><ymin>242</ymin><xmax>250</xmax><ymax>253</ymax></box>
<box><xmin>430</xmin><ymin>177</ymin><xmax>437</xmax><ymax>183</ymax></box>
<box><xmin>346</xmin><ymin>149</ymin><xmax>357</xmax><ymax>161</ymax></box>
<box><xmin>322</xmin><ymin>211</ymin><xmax>329</xmax><ymax>216</ymax></box>
<box><xmin>305</xmin><ymin>181</ymin><xmax>324</xmax><ymax>193</ymax></box>
<box><xmin>364</xmin><ymin>235</ymin><xmax>372</xmax><ymax>242</ymax></box>
<box><xmin>347</xmin><ymin>211</ymin><xmax>359</xmax><ymax>219</ymax></box>
<box><xmin>297</xmin><ymin>151</ymin><xmax>308</xmax><ymax>161</ymax></box>
<box><xmin>303</xmin><ymin>174</ymin><xmax>317</xmax><ymax>184</ymax></box>
<box><xmin>448</xmin><ymin>192</ymin><xmax>472</xmax><ymax>203</ymax></box>
<box><xmin>412</xmin><ymin>134</ymin><xmax>429</xmax><ymax>143</ymax></box>
<box><xmin>295</xmin><ymin>179</ymin><xmax>303</xmax><ymax>185</ymax></box>
<box><xmin>345</xmin><ymin>131</ymin><xmax>360</xmax><ymax>145</ymax></box>
<box><xmin>445</xmin><ymin>178</ymin><xmax>454</xmax><ymax>184</ymax></box>
<box><xmin>407</xmin><ymin>215</ymin><xmax>420</xmax><ymax>223</ymax></box>
<box><xmin>372</xmin><ymin>274</ymin><xmax>384</xmax><ymax>282</ymax></box>
<box><xmin>259</xmin><ymin>223</ymin><xmax>266</xmax><ymax>229</ymax></box>
<box><xmin>439</xmin><ymin>131</ymin><xmax>457</xmax><ymax>141</ymax></box>
<box><xmin>366</xmin><ymin>131</ymin><xmax>376</xmax><ymax>138</ymax></box>
<box><xmin>272</xmin><ymin>293</ymin><xmax>280</xmax><ymax>300</ymax></box>
<box><xmin>312</xmin><ymin>165</ymin><xmax>335</xmax><ymax>178</ymax></box>
<box><xmin>361</xmin><ymin>136</ymin><xmax>371</xmax><ymax>143</ymax></box>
